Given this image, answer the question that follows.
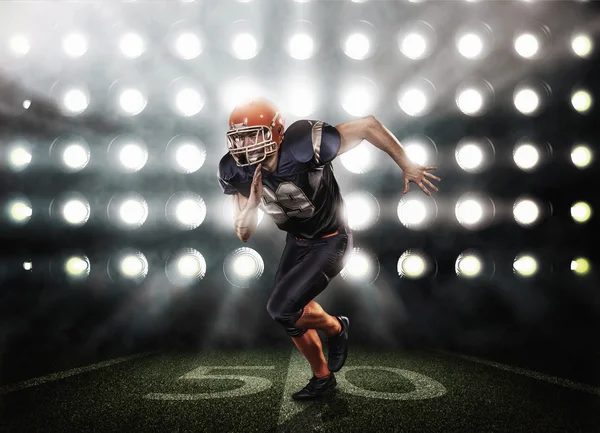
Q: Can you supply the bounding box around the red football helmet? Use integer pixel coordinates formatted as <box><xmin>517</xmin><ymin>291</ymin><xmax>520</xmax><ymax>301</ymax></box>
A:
<box><xmin>226</xmin><ymin>98</ymin><xmax>285</xmax><ymax>166</ymax></box>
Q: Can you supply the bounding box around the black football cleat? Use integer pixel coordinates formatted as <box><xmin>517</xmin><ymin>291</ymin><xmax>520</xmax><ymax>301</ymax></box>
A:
<box><xmin>327</xmin><ymin>316</ymin><xmax>349</xmax><ymax>372</ymax></box>
<box><xmin>292</xmin><ymin>373</ymin><xmax>337</xmax><ymax>400</ymax></box>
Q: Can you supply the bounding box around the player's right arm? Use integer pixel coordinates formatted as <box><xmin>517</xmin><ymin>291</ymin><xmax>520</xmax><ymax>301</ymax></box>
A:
<box><xmin>232</xmin><ymin>164</ymin><xmax>262</xmax><ymax>242</ymax></box>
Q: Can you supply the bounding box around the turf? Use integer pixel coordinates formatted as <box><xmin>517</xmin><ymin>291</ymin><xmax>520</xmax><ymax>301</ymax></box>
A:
<box><xmin>0</xmin><ymin>348</ymin><xmax>598</xmax><ymax>432</ymax></box>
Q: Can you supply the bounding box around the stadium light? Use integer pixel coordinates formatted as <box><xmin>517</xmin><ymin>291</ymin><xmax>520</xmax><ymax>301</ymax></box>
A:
<box><xmin>513</xmin><ymin>253</ymin><xmax>538</xmax><ymax>278</ymax></box>
<box><xmin>284</xmin><ymin>76</ymin><xmax>318</xmax><ymax>117</ymax></box>
<box><xmin>343</xmin><ymin>191</ymin><xmax>380</xmax><ymax>231</ymax></box>
<box><xmin>53</xmin><ymin>194</ymin><xmax>91</xmax><ymax>226</ymax></box>
<box><xmin>571</xmin><ymin>144</ymin><xmax>593</xmax><ymax>169</ymax></box>
<box><xmin>108</xmin><ymin>135</ymin><xmax>148</xmax><ymax>172</ymax></box>
<box><xmin>7</xmin><ymin>140</ymin><xmax>32</xmax><ymax>172</ymax></box>
<box><xmin>398</xmin><ymin>79</ymin><xmax>435</xmax><ymax>117</ymax></box>
<box><xmin>571</xmin><ymin>257</ymin><xmax>590</xmax><ymax>276</ymax></box>
<box><xmin>571</xmin><ymin>89</ymin><xmax>592</xmax><ymax>113</ymax></box>
<box><xmin>455</xmin><ymin>193</ymin><xmax>494</xmax><ymax>230</ymax></box>
<box><xmin>455</xmin><ymin>22</ymin><xmax>492</xmax><ymax>60</ymax></box>
<box><xmin>62</xmin><ymin>32</ymin><xmax>88</xmax><ymax>57</ymax></box>
<box><xmin>165</xmin><ymin>192</ymin><xmax>207</xmax><ymax>230</ymax></box>
<box><xmin>513</xmin><ymin>197</ymin><xmax>542</xmax><ymax>227</ymax></box>
<box><xmin>7</xmin><ymin>198</ymin><xmax>32</xmax><ymax>224</ymax></box>
<box><xmin>64</xmin><ymin>255</ymin><xmax>91</xmax><ymax>281</ymax></box>
<box><xmin>571</xmin><ymin>202</ymin><xmax>591</xmax><ymax>224</ymax></box>
<box><xmin>456</xmin><ymin>79</ymin><xmax>493</xmax><ymax>116</ymax></box>
<box><xmin>397</xmin><ymin>194</ymin><xmax>437</xmax><ymax>230</ymax></box>
<box><xmin>455</xmin><ymin>138</ymin><xmax>494</xmax><ymax>173</ymax></box>
<box><xmin>339</xmin><ymin>140</ymin><xmax>377</xmax><ymax>174</ymax></box>
<box><xmin>224</xmin><ymin>248</ymin><xmax>265</xmax><ymax>288</ymax></box>
<box><xmin>50</xmin><ymin>136</ymin><xmax>90</xmax><ymax>173</ymax></box>
<box><xmin>8</xmin><ymin>34</ymin><xmax>30</xmax><ymax>57</ymax></box>
<box><xmin>232</xmin><ymin>32</ymin><xmax>258</xmax><ymax>60</ymax></box>
<box><xmin>108</xmin><ymin>193</ymin><xmax>148</xmax><ymax>230</ymax></box>
<box><xmin>109</xmin><ymin>250</ymin><xmax>149</xmax><ymax>283</ymax></box>
<box><xmin>340</xmin><ymin>248</ymin><xmax>380</xmax><ymax>285</ymax></box>
<box><xmin>571</xmin><ymin>33</ymin><xmax>593</xmax><ymax>58</ymax></box>
<box><xmin>513</xmin><ymin>140</ymin><xmax>542</xmax><ymax>171</ymax></box>
<box><xmin>455</xmin><ymin>251</ymin><xmax>484</xmax><ymax>278</ymax></box>
<box><xmin>398</xmin><ymin>21</ymin><xmax>435</xmax><ymax>60</ymax></box>
<box><xmin>166</xmin><ymin>249</ymin><xmax>207</xmax><ymax>285</ymax></box>
<box><xmin>398</xmin><ymin>250</ymin><xmax>433</xmax><ymax>279</ymax></box>
<box><xmin>51</xmin><ymin>83</ymin><xmax>90</xmax><ymax>116</ymax></box>
<box><xmin>119</xmin><ymin>32</ymin><xmax>145</xmax><ymax>59</ymax></box>
<box><xmin>341</xmin><ymin>77</ymin><xmax>378</xmax><ymax>117</ymax></box>
<box><xmin>288</xmin><ymin>32</ymin><xmax>314</xmax><ymax>60</ymax></box>
<box><xmin>166</xmin><ymin>135</ymin><xmax>206</xmax><ymax>174</ymax></box>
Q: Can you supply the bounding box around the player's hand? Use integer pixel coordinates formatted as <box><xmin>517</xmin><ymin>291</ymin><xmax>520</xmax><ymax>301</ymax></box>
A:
<box><xmin>248</xmin><ymin>163</ymin><xmax>263</xmax><ymax>208</ymax></box>
<box><xmin>402</xmin><ymin>163</ymin><xmax>440</xmax><ymax>196</ymax></box>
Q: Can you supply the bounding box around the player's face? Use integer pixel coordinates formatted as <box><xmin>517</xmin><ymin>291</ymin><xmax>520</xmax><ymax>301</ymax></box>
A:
<box><xmin>227</xmin><ymin>126</ymin><xmax>276</xmax><ymax>166</ymax></box>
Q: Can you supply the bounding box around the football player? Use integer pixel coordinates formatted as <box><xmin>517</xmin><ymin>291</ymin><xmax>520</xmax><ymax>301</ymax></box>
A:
<box><xmin>218</xmin><ymin>98</ymin><xmax>439</xmax><ymax>400</ymax></box>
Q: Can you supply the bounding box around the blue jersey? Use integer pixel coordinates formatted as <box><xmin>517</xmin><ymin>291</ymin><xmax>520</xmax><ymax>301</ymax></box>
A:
<box><xmin>218</xmin><ymin>120</ymin><xmax>346</xmax><ymax>239</ymax></box>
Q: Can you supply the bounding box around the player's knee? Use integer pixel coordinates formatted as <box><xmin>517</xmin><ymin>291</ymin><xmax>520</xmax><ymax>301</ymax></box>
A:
<box><xmin>266</xmin><ymin>300</ymin><xmax>295</xmax><ymax>327</ymax></box>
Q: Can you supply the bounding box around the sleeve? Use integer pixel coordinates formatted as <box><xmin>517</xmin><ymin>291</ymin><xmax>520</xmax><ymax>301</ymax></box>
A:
<box><xmin>217</xmin><ymin>156</ymin><xmax>239</xmax><ymax>195</ymax></box>
<box><xmin>288</xmin><ymin>120</ymin><xmax>342</xmax><ymax>167</ymax></box>
<box><xmin>310</xmin><ymin>120</ymin><xmax>341</xmax><ymax>166</ymax></box>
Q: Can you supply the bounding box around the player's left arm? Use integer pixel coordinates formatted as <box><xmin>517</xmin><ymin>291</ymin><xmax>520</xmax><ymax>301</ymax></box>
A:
<box><xmin>335</xmin><ymin>116</ymin><xmax>441</xmax><ymax>195</ymax></box>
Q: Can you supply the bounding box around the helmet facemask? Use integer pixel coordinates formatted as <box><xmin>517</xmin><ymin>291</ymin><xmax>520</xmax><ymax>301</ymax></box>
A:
<box><xmin>227</xmin><ymin>125</ymin><xmax>278</xmax><ymax>167</ymax></box>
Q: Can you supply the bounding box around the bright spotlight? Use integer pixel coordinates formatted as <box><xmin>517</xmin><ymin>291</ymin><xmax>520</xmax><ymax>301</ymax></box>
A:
<box><xmin>165</xmin><ymin>192</ymin><xmax>207</xmax><ymax>230</ymax></box>
<box><xmin>64</xmin><ymin>255</ymin><xmax>91</xmax><ymax>280</ymax></box>
<box><xmin>513</xmin><ymin>254</ymin><xmax>538</xmax><ymax>277</ymax></box>
<box><xmin>398</xmin><ymin>79</ymin><xmax>435</xmax><ymax>117</ymax></box>
<box><xmin>119</xmin><ymin>143</ymin><xmax>147</xmax><ymax>172</ymax></box>
<box><xmin>222</xmin><ymin>77</ymin><xmax>262</xmax><ymax>111</ymax></box>
<box><xmin>175</xmin><ymin>32</ymin><xmax>203</xmax><ymax>60</ymax></box>
<box><xmin>456</xmin><ymin>89</ymin><xmax>483</xmax><ymax>115</ymax></box>
<box><xmin>571</xmin><ymin>33</ymin><xmax>593</xmax><ymax>58</ymax></box>
<box><xmin>23</xmin><ymin>261</ymin><xmax>32</xmax><ymax>271</ymax></box>
<box><xmin>285</xmin><ymin>77</ymin><xmax>318</xmax><ymax>117</ymax></box>
<box><xmin>458</xmin><ymin>33</ymin><xmax>483</xmax><ymax>59</ymax></box>
<box><xmin>514</xmin><ymin>88</ymin><xmax>540</xmax><ymax>115</ymax></box>
<box><xmin>344</xmin><ymin>33</ymin><xmax>371</xmax><ymax>60</ymax></box>
<box><xmin>514</xmin><ymin>33</ymin><xmax>539</xmax><ymax>58</ymax></box>
<box><xmin>7</xmin><ymin>198</ymin><xmax>32</xmax><ymax>224</ymax></box>
<box><xmin>571</xmin><ymin>89</ymin><xmax>592</xmax><ymax>113</ymax></box>
<box><xmin>62</xmin><ymin>198</ymin><xmax>91</xmax><ymax>226</ymax></box>
<box><xmin>8</xmin><ymin>35</ymin><xmax>30</xmax><ymax>57</ymax></box>
<box><xmin>456</xmin><ymin>143</ymin><xmax>483</xmax><ymax>172</ymax></box>
<box><xmin>343</xmin><ymin>191</ymin><xmax>380</xmax><ymax>231</ymax></box>
<box><xmin>108</xmin><ymin>193</ymin><xmax>148</xmax><ymax>230</ymax></box>
<box><xmin>399</xmin><ymin>89</ymin><xmax>427</xmax><ymax>116</ymax></box>
<box><xmin>401</xmin><ymin>33</ymin><xmax>427</xmax><ymax>60</ymax></box>
<box><xmin>513</xmin><ymin>198</ymin><xmax>541</xmax><ymax>227</ymax></box>
<box><xmin>513</xmin><ymin>142</ymin><xmax>540</xmax><ymax>171</ymax></box>
<box><xmin>455</xmin><ymin>193</ymin><xmax>494</xmax><ymax>230</ymax></box>
<box><xmin>7</xmin><ymin>143</ymin><xmax>32</xmax><ymax>172</ymax></box>
<box><xmin>52</xmin><ymin>84</ymin><xmax>90</xmax><ymax>116</ymax></box>
<box><xmin>397</xmin><ymin>194</ymin><xmax>437</xmax><ymax>230</ymax></box>
<box><xmin>175</xmin><ymin>87</ymin><xmax>205</xmax><ymax>116</ymax></box>
<box><xmin>340</xmin><ymin>248</ymin><xmax>380</xmax><ymax>285</ymax></box>
<box><xmin>571</xmin><ymin>202</ymin><xmax>592</xmax><ymax>224</ymax></box>
<box><xmin>571</xmin><ymin>144</ymin><xmax>593</xmax><ymax>169</ymax></box>
<box><xmin>166</xmin><ymin>249</ymin><xmax>207</xmax><ymax>285</ymax></box>
<box><xmin>398</xmin><ymin>250</ymin><xmax>431</xmax><ymax>279</ymax></box>
<box><xmin>119</xmin><ymin>32</ymin><xmax>145</xmax><ymax>58</ymax></box>
<box><xmin>288</xmin><ymin>33</ymin><xmax>314</xmax><ymax>60</ymax></box>
<box><xmin>341</xmin><ymin>78</ymin><xmax>378</xmax><ymax>117</ymax></box>
<box><xmin>455</xmin><ymin>138</ymin><xmax>493</xmax><ymax>173</ymax></box>
<box><xmin>63</xmin><ymin>144</ymin><xmax>89</xmax><ymax>171</ymax></box>
<box><xmin>62</xmin><ymin>32</ymin><xmax>88</xmax><ymax>57</ymax></box>
<box><xmin>232</xmin><ymin>32</ymin><xmax>258</xmax><ymax>59</ymax></box>
<box><xmin>339</xmin><ymin>140</ymin><xmax>376</xmax><ymax>174</ymax></box>
<box><xmin>119</xmin><ymin>88</ymin><xmax>147</xmax><ymax>116</ymax></box>
<box><xmin>399</xmin><ymin>21</ymin><xmax>435</xmax><ymax>60</ymax></box>
<box><xmin>401</xmin><ymin>135</ymin><xmax>437</xmax><ymax>167</ymax></box>
<box><xmin>571</xmin><ymin>257</ymin><xmax>590</xmax><ymax>276</ymax></box>
<box><xmin>224</xmin><ymin>247</ymin><xmax>264</xmax><ymax>288</ymax></box>
<box><xmin>50</xmin><ymin>136</ymin><xmax>91</xmax><ymax>172</ymax></box>
<box><xmin>455</xmin><ymin>252</ymin><xmax>483</xmax><ymax>278</ymax></box>
<box><xmin>120</xmin><ymin>253</ymin><xmax>148</xmax><ymax>279</ymax></box>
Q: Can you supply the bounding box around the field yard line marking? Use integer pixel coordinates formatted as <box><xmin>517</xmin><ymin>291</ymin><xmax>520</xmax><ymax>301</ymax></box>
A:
<box><xmin>0</xmin><ymin>352</ymin><xmax>152</xmax><ymax>395</ymax></box>
<box><xmin>438</xmin><ymin>351</ymin><xmax>600</xmax><ymax>396</ymax></box>
<box><xmin>277</xmin><ymin>349</ymin><xmax>318</xmax><ymax>427</ymax></box>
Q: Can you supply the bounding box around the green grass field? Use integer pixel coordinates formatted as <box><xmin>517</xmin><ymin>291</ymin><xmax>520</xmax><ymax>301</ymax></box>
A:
<box><xmin>1</xmin><ymin>348</ymin><xmax>599</xmax><ymax>432</ymax></box>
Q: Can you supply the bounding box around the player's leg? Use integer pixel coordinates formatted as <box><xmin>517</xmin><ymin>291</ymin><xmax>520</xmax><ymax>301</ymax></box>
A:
<box><xmin>269</xmin><ymin>234</ymin><xmax>331</xmax><ymax>381</ymax></box>
<box><xmin>295</xmin><ymin>300</ymin><xmax>342</xmax><ymax>337</ymax></box>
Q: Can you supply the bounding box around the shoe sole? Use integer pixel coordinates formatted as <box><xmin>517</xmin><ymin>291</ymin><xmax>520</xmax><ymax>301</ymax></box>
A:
<box><xmin>291</xmin><ymin>378</ymin><xmax>337</xmax><ymax>400</ymax></box>
<box><xmin>328</xmin><ymin>316</ymin><xmax>349</xmax><ymax>372</ymax></box>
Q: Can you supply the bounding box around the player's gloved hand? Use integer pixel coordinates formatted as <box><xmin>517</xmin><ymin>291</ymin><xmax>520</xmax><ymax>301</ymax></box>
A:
<box><xmin>247</xmin><ymin>163</ymin><xmax>263</xmax><ymax>208</ymax></box>
<box><xmin>402</xmin><ymin>163</ymin><xmax>440</xmax><ymax>196</ymax></box>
